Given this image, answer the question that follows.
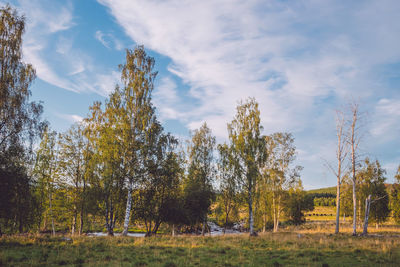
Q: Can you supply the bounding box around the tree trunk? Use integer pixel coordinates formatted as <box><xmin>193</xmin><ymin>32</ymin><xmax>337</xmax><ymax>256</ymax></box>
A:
<box><xmin>263</xmin><ymin>213</ymin><xmax>266</xmax><ymax>233</ymax></box>
<box><xmin>49</xmin><ymin>192</ymin><xmax>55</xmax><ymax>236</ymax></box>
<box><xmin>122</xmin><ymin>179</ymin><xmax>133</xmax><ymax>236</ymax></box>
<box><xmin>71</xmin><ymin>211</ymin><xmax>77</xmax><ymax>235</ymax></box>
<box><xmin>335</xmin><ymin>177</ymin><xmax>341</xmax><ymax>234</ymax></box>
<box><xmin>202</xmin><ymin>216</ymin><xmax>207</xmax><ymax>236</ymax></box>
<box><xmin>79</xmin><ymin>208</ymin><xmax>84</xmax><ymax>235</ymax></box>
<box><xmin>172</xmin><ymin>224</ymin><xmax>175</xmax><ymax>237</ymax></box>
<box><xmin>276</xmin><ymin>197</ymin><xmax>281</xmax><ymax>232</ymax></box>
<box><xmin>249</xmin><ymin>189</ymin><xmax>256</xmax><ymax>236</ymax></box>
<box><xmin>352</xmin><ymin>175</ymin><xmax>357</xmax><ymax>236</ymax></box>
<box><xmin>272</xmin><ymin>191</ymin><xmax>277</xmax><ymax>232</ymax></box>
<box><xmin>362</xmin><ymin>195</ymin><xmax>371</xmax><ymax>235</ymax></box>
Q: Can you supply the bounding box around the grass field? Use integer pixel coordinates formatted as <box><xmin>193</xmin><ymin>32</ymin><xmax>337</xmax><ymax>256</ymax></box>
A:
<box><xmin>1</xmin><ymin>228</ymin><xmax>400</xmax><ymax>267</ymax></box>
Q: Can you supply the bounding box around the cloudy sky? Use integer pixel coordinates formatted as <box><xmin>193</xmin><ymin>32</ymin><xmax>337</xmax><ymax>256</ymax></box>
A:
<box><xmin>4</xmin><ymin>0</ymin><xmax>400</xmax><ymax>189</ymax></box>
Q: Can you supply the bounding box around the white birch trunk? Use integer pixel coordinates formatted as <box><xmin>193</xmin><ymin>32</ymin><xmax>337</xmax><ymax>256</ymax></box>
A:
<box><xmin>335</xmin><ymin>181</ymin><xmax>340</xmax><ymax>234</ymax></box>
<box><xmin>122</xmin><ymin>179</ymin><xmax>133</xmax><ymax>236</ymax></box>
<box><xmin>362</xmin><ymin>195</ymin><xmax>371</xmax><ymax>235</ymax></box>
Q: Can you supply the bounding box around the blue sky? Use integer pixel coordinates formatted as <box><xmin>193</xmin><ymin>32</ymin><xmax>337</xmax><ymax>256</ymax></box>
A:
<box><xmin>4</xmin><ymin>0</ymin><xmax>400</xmax><ymax>189</ymax></box>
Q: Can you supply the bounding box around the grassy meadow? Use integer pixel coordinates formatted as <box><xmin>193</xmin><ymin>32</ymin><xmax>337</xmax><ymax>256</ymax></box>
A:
<box><xmin>1</xmin><ymin>226</ymin><xmax>400</xmax><ymax>267</ymax></box>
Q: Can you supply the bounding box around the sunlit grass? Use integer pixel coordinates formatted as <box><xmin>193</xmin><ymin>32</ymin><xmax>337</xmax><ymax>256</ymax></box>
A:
<box><xmin>1</xmin><ymin>227</ymin><xmax>400</xmax><ymax>266</ymax></box>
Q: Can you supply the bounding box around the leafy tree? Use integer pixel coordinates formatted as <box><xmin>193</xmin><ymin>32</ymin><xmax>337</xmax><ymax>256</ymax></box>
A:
<box><xmin>33</xmin><ymin>128</ymin><xmax>58</xmax><ymax>235</ymax></box>
<box><xmin>184</xmin><ymin>123</ymin><xmax>216</xmax><ymax>235</ymax></box>
<box><xmin>266</xmin><ymin>133</ymin><xmax>298</xmax><ymax>232</ymax></box>
<box><xmin>0</xmin><ymin>152</ymin><xmax>38</xmax><ymax>234</ymax></box>
<box><xmin>358</xmin><ymin>159</ymin><xmax>390</xmax><ymax>228</ymax></box>
<box><xmin>284</xmin><ymin>181</ymin><xmax>314</xmax><ymax>225</ymax></box>
<box><xmin>217</xmin><ymin>143</ymin><xmax>239</xmax><ymax>233</ymax></box>
<box><xmin>85</xmin><ymin>98</ymin><xmax>125</xmax><ymax>236</ymax></box>
<box><xmin>227</xmin><ymin>98</ymin><xmax>264</xmax><ymax>236</ymax></box>
<box><xmin>118</xmin><ymin>46</ymin><xmax>158</xmax><ymax>236</ymax></box>
<box><xmin>133</xmin><ymin>118</ymin><xmax>183</xmax><ymax>236</ymax></box>
<box><xmin>58</xmin><ymin>123</ymin><xmax>88</xmax><ymax>235</ymax></box>
<box><xmin>390</xmin><ymin>166</ymin><xmax>400</xmax><ymax>224</ymax></box>
<box><xmin>0</xmin><ymin>5</ymin><xmax>44</xmax><ymax>235</ymax></box>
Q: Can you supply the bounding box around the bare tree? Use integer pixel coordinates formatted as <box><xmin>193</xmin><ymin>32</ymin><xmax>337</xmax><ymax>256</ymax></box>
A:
<box><xmin>326</xmin><ymin>110</ymin><xmax>348</xmax><ymax>234</ymax></box>
<box><xmin>347</xmin><ymin>101</ymin><xmax>363</xmax><ymax>236</ymax></box>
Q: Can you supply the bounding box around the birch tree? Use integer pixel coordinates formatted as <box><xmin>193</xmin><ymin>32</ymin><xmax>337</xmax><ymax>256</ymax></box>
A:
<box><xmin>267</xmin><ymin>132</ymin><xmax>297</xmax><ymax>232</ymax></box>
<box><xmin>186</xmin><ymin>123</ymin><xmax>216</xmax><ymax>235</ymax></box>
<box><xmin>326</xmin><ymin>110</ymin><xmax>348</xmax><ymax>234</ymax></box>
<box><xmin>85</xmin><ymin>97</ymin><xmax>125</xmax><ymax>236</ymax></box>
<box><xmin>347</xmin><ymin>101</ymin><xmax>363</xmax><ymax>236</ymax></box>
<box><xmin>0</xmin><ymin>5</ymin><xmax>44</xmax><ymax>235</ymax></box>
<box><xmin>33</xmin><ymin>128</ymin><xmax>58</xmax><ymax>236</ymax></box>
<box><xmin>228</xmin><ymin>98</ymin><xmax>263</xmax><ymax>236</ymax></box>
<box><xmin>217</xmin><ymin>143</ymin><xmax>238</xmax><ymax>233</ymax></box>
<box><xmin>58</xmin><ymin>123</ymin><xmax>87</xmax><ymax>235</ymax></box>
<box><xmin>119</xmin><ymin>46</ymin><xmax>157</xmax><ymax>236</ymax></box>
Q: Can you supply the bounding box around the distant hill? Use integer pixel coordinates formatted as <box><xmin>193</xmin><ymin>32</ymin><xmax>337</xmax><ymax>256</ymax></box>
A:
<box><xmin>307</xmin><ymin>186</ymin><xmax>336</xmax><ymax>195</ymax></box>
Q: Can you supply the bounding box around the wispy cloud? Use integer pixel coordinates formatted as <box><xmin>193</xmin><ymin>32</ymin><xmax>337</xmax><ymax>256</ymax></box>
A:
<box><xmin>99</xmin><ymin>0</ymin><xmax>400</xmax><ymax>188</ymax></box>
<box><xmin>95</xmin><ymin>30</ymin><xmax>124</xmax><ymax>50</ymax></box>
<box><xmin>8</xmin><ymin>0</ymin><xmax>121</xmax><ymax>96</ymax></box>
<box><xmin>56</xmin><ymin>113</ymin><xmax>84</xmax><ymax>124</ymax></box>
<box><xmin>371</xmin><ymin>98</ymin><xmax>400</xmax><ymax>141</ymax></box>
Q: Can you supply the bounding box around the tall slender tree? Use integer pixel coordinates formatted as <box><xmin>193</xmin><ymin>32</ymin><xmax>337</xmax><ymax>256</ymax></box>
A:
<box><xmin>33</xmin><ymin>127</ymin><xmax>58</xmax><ymax>236</ymax></box>
<box><xmin>326</xmin><ymin>110</ymin><xmax>348</xmax><ymax>234</ymax></box>
<box><xmin>58</xmin><ymin>123</ymin><xmax>87</xmax><ymax>235</ymax></box>
<box><xmin>0</xmin><ymin>5</ymin><xmax>44</xmax><ymax>235</ymax></box>
<box><xmin>186</xmin><ymin>123</ymin><xmax>216</xmax><ymax>235</ymax></box>
<box><xmin>217</xmin><ymin>143</ymin><xmax>238</xmax><ymax>233</ymax></box>
<box><xmin>118</xmin><ymin>46</ymin><xmax>158</xmax><ymax>236</ymax></box>
<box><xmin>228</xmin><ymin>98</ymin><xmax>263</xmax><ymax>236</ymax></box>
<box><xmin>347</xmin><ymin>101</ymin><xmax>363</xmax><ymax>236</ymax></box>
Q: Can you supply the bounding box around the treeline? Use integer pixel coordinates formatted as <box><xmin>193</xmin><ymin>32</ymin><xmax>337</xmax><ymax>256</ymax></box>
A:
<box><xmin>0</xmin><ymin>6</ymin><xmax>314</xmax><ymax>236</ymax></box>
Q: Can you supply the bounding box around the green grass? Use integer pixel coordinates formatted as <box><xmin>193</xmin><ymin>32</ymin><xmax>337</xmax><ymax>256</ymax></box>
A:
<box><xmin>1</xmin><ymin>232</ymin><xmax>400</xmax><ymax>266</ymax></box>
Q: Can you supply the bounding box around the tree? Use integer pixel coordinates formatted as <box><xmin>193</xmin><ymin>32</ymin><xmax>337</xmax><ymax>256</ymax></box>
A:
<box><xmin>33</xmin><ymin>127</ymin><xmax>58</xmax><ymax>236</ymax></box>
<box><xmin>0</xmin><ymin>5</ymin><xmax>44</xmax><ymax>235</ymax></box>
<box><xmin>358</xmin><ymin>158</ymin><xmax>389</xmax><ymax>234</ymax></box>
<box><xmin>185</xmin><ymin>123</ymin><xmax>216</xmax><ymax>235</ymax></box>
<box><xmin>85</xmin><ymin>97</ymin><xmax>125</xmax><ymax>236</ymax></box>
<box><xmin>228</xmin><ymin>98</ymin><xmax>264</xmax><ymax>236</ymax></box>
<box><xmin>134</xmin><ymin>121</ymin><xmax>183</xmax><ymax>236</ymax></box>
<box><xmin>390</xmin><ymin>166</ymin><xmax>400</xmax><ymax>224</ymax></box>
<box><xmin>347</xmin><ymin>101</ymin><xmax>363</xmax><ymax>236</ymax></box>
<box><xmin>326</xmin><ymin>110</ymin><xmax>348</xmax><ymax>234</ymax></box>
<box><xmin>58</xmin><ymin>123</ymin><xmax>88</xmax><ymax>235</ymax></box>
<box><xmin>217</xmin><ymin>143</ymin><xmax>239</xmax><ymax>233</ymax></box>
<box><xmin>267</xmin><ymin>133</ymin><xmax>298</xmax><ymax>232</ymax></box>
<box><xmin>284</xmin><ymin>181</ymin><xmax>314</xmax><ymax>225</ymax></box>
<box><xmin>118</xmin><ymin>46</ymin><xmax>158</xmax><ymax>236</ymax></box>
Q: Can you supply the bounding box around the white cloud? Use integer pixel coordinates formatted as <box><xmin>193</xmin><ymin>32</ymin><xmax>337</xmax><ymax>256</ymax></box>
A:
<box><xmin>370</xmin><ymin>98</ymin><xmax>400</xmax><ymax>140</ymax></box>
<box><xmin>95</xmin><ymin>30</ymin><xmax>124</xmax><ymax>50</ymax></box>
<box><xmin>56</xmin><ymin>113</ymin><xmax>84</xmax><ymax>124</ymax></box>
<box><xmin>99</xmin><ymin>0</ymin><xmax>400</xmax><ymax>188</ymax></box>
<box><xmin>95</xmin><ymin>30</ymin><xmax>110</xmax><ymax>49</ymax></box>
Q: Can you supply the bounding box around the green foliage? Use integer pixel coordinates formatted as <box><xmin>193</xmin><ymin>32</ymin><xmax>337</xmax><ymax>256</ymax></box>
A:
<box><xmin>313</xmin><ymin>197</ymin><xmax>336</xmax><ymax>207</ymax></box>
<box><xmin>358</xmin><ymin>158</ymin><xmax>390</xmax><ymax>225</ymax></box>
<box><xmin>184</xmin><ymin>123</ymin><xmax>216</xmax><ymax>229</ymax></box>
<box><xmin>227</xmin><ymin>98</ymin><xmax>263</xmax><ymax>234</ymax></box>
<box><xmin>307</xmin><ymin>186</ymin><xmax>337</xmax><ymax>195</ymax></box>
<box><xmin>389</xmin><ymin>166</ymin><xmax>400</xmax><ymax>224</ymax></box>
<box><xmin>284</xmin><ymin>183</ymin><xmax>314</xmax><ymax>225</ymax></box>
<box><xmin>0</xmin><ymin>5</ymin><xmax>44</xmax><ymax>235</ymax></box>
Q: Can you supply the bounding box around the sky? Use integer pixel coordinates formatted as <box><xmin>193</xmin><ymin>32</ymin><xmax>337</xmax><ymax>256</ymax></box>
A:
<box><xmin>3</xmin><ymin>0</ymin><xmax>400</xmax><ymax>189</ymax></box>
